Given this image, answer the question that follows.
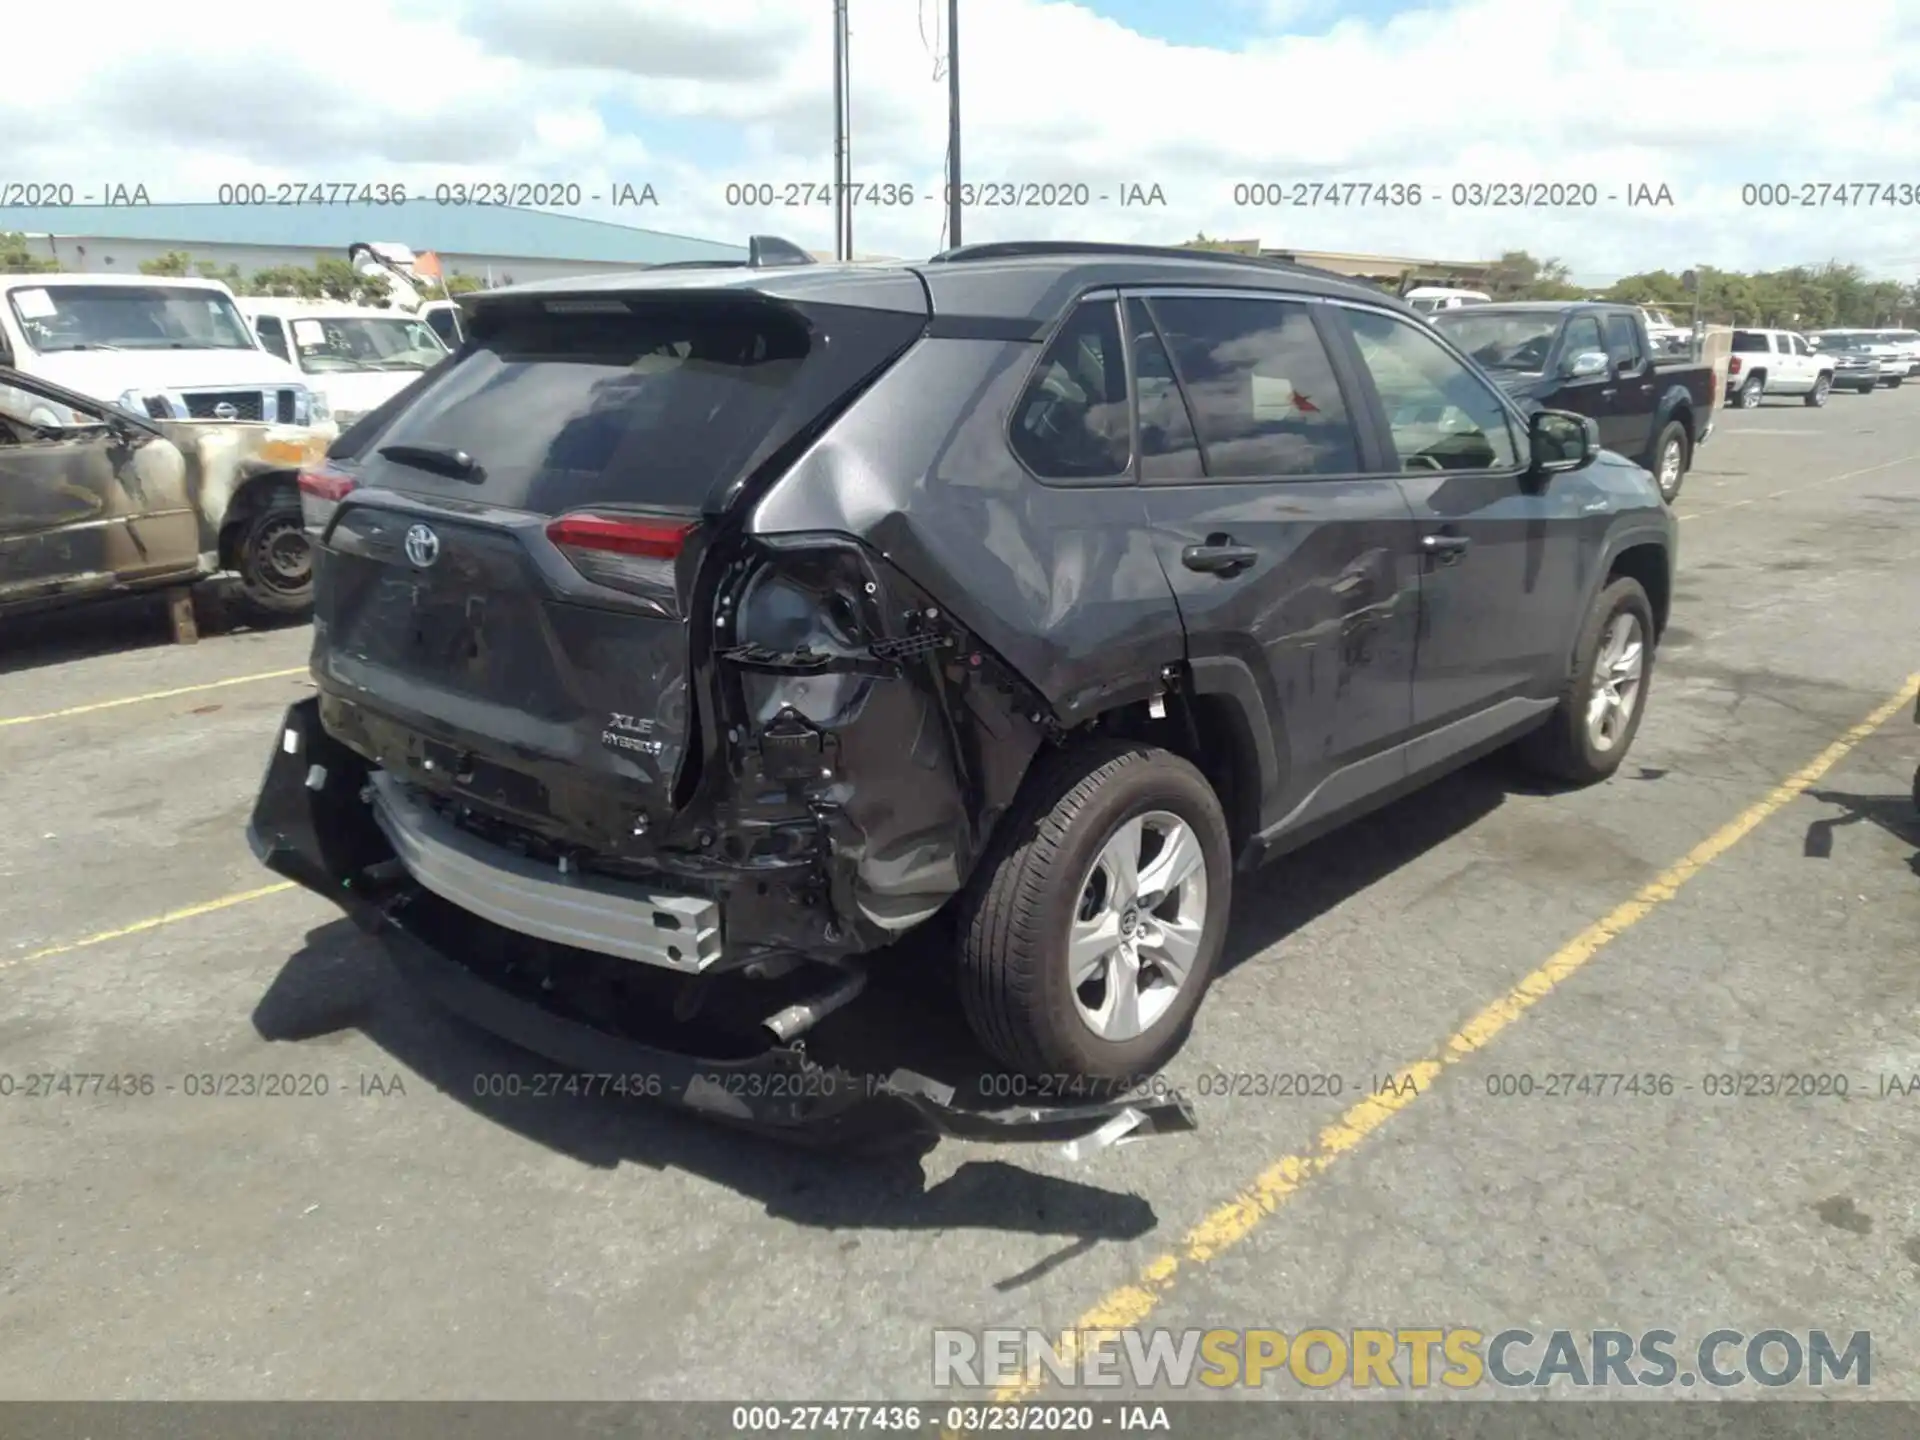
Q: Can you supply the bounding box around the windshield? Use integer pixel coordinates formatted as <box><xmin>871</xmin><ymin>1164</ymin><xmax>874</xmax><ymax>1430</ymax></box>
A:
<box><xmin>1407</xmin><ymin>297</ymin><xmax>1439</xmax><ymax>313</ymax></box>
<box><xmin>1430</xmin><ymin>311</ymin><xmax>1560</xmax><ymax>371</ymax></box>
<box><xmin>286</xmin><ymin>314</ymin><xmax>448</xmax><ymax>374</ymax></box>
<box><xmin>4</xmin><ymin>284</ymin><xmax>257</xmax><ymax>354</ymax></box>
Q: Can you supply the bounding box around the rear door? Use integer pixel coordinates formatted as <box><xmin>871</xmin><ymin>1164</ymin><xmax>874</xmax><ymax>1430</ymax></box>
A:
<box><xmin>1331</xmin><ymin>302</ymin><xmax>1588</xmax><ymax>744</ymax></box>
<box><xmin>313</xmin><ymin>285</ymin><xmax>928</xmax><ymax>837</ymax></box>
<box><xmin>1126</xmin><ymin>289</ymin><xmax>1422</xmax><ymax>833</ymax></box>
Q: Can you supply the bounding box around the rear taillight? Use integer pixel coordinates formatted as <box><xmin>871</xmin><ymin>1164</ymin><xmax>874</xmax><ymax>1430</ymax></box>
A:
<box><xmin>298</xmin><ymin>463</ymin><xmax>357</xmax><ymax>533</ymax></box>
<box><xmin>546</xmin><ymin>512</ymin><xmax>696</xmax><ymax>613</ymax></box>
<box><xmin>1727</xmin><ymin>356</ymin><xmax>1742</xmax><ymax>377</ymax></box>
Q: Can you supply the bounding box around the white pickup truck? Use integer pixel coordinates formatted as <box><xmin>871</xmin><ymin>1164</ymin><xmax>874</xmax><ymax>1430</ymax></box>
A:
<box><xmin>0</xmin><ymin>273</ymin><xmax>331</xmax><ymax>614</ymax></box>
<box><xmin>1725</xmin><ymin>328</ymin><xmax>1838</xmax><ymax>407</ymax></box>
<box><xmin>238</xmin><ymin>299</ymin><xmax>448</xmax><ymax>431</ymax></box>
<box><xmin>1637</xmin><ymin>306</ymin><xmax>1690</xmax><ymax>355</ymax></box>
<box><xmin>1809</xmin><ymin>329</ymin><xmax>1917</xmax><ymax>383</ymax></box>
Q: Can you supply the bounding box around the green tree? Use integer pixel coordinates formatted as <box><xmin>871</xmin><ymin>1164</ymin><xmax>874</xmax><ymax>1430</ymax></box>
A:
<box><xmin>1179</xmin><ymin>232</ymin><xmax>1260</xmax><ymax>254</ymax></box>
<box><xmin>138</xmin><ymin>251</ymin><xmax>194</xmax><ymax>277</ymax></box>
<box><xmin>0</xmin><ymin>231</ymin><xmax>60</xmax><ymax>273</ymax></box>
<box><xmin>1483</xmin><ymin>250</ymin><xmax>1583</xmax><ymax>301</ymax></box>
<box><xmin>441</xmin><ymin>272</ymin><xmax>485</xmax><ymax>294</ymax></box>
<box><xmin>247</xmin><ymin>259</ymin><xmax>392</xmax><ymax>306</ymax></box>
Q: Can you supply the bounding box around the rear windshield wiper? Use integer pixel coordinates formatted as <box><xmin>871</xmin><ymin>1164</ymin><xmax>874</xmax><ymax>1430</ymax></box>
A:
<box><xmin>378</xmin><ymin>443</ymin><xmax>483</xmax><ymax>481</ymax></box>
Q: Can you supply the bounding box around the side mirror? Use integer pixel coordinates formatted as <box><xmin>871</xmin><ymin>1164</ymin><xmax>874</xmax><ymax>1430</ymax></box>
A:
<box><xmin>1530</xmin><ymin>408</ymin><xmax>1598</xmax><ymax>474</ymax></box>
<box><xmin>1564</xmin><ymin>350</ymin><xmax>1610</xmax><ymax>379</ymax></box>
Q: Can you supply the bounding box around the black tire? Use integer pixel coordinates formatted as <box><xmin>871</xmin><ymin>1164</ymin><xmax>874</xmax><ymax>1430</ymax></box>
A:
<box><xmin>1891</xmin><ymin>376</ymin><xmax>1906</xmax><ymax>388</ymax></box>
<box><xmin>1737</xmin><ymin>375</ymin><xmax>1765</xmax><ymax>408</ymax></box>
<box><xmin>1516</xmin><ymin>576</ymin><xmax>1656</xmax><ymax>785</ymax></box>
<box><xmin>1648</xmin><ymin>420</ymin><xmax>1687</xmax><ymax>503</ymax></box>
<box><xmin>956</xmin><ymin>741</ymin><xmax>1231</xmax><ymax>1081</ymax></box>
<box><xmin>234</xmin><ymin>505</ymin><xmax>314</xmax><ymax>617</ymax></box>
<box><xmin>1805</xmin><ymin>374</ymin><xmax>1831</xmax><ymax>407</ymax></box>
<box><xmin>1912</xmin><ymin>761</ymin><xmax>1920</xmax><ymax>815</ymax></box>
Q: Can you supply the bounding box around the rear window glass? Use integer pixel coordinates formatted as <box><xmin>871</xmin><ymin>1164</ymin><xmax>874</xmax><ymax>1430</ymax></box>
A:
<box><xmin>363</xmin><ymin>302</ymin><xmax>814</xmax><ymax>512</ymax></box>
<box><xmin>1730</xmin><ymin>332</ymin><xmax>1769</xmax><ymax>353</ymax></box>
<box><xmin>1010</xmin><ymin>299</ymin><xmax>1131</xmax><ymax>480</ymax></box>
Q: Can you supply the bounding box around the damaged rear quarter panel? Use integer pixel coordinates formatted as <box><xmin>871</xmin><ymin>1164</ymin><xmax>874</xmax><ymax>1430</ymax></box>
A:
<box><xmin>735</xmin><ymin>336</ymin><xmax>1188</xmax><ymax>937</ymax></box>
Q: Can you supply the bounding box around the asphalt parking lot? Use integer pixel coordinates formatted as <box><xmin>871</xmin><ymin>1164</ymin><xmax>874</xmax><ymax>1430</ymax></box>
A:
<box><xmin>4</xmin><ymin>383</ymin><xmax>1919</xmax><ymax>1402</ymax></box>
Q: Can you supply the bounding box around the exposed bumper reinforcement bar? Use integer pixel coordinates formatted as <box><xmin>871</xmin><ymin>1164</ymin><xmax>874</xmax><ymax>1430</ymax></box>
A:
<box><xmin>247</xmin><ymin>698</ymin><xmax>1198</xmax><ymax>1152</ymax></box>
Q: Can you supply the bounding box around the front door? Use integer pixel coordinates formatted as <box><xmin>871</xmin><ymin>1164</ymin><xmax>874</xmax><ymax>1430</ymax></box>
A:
<box><xmin>1331</xmin><ymin>303</ymin><xmax>1590</xmax><ymax>747</ymax></box>
<box><xmin>1126</xmin><ymin>291</ymin><xmax>1422</xmax><ymax>834</ymax></box>
<box><xmin>1549</xmin><ymin>311</ymin><xmax>1612</xmax><ymax>435</ymax></box>
<box><xmin>0</xmin><ymin>382</ymin><xmax>197</xmax><ymax>606</ymax></box>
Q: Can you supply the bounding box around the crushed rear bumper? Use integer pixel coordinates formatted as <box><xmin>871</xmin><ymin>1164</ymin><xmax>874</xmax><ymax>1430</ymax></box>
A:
<box><xmin>246</xmin><ymin>697</ymin><xmax>1198</xmax><ymax>1151</ymax></box>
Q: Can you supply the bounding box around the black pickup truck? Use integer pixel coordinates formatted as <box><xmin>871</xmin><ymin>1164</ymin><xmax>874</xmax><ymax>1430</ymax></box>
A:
<box><xmin>1432</xmin><ymin>301</ymin><xmax>1717</xmax><ymax>503</ymax></box>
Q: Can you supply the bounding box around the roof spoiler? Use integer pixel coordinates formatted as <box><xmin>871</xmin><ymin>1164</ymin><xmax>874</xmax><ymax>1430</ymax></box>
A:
<box><xmin>645</xmin><ymin>235</ymin><xmax>818</xmax><ymax>273</ymax></box>
<box><xmin>926</xmin><ymin>240</ymin><xmax>1357</xmax><ymax>288</ymax></box>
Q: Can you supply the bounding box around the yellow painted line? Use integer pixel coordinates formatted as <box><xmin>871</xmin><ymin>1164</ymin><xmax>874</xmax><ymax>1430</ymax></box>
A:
<box><xmin>1678</xmin><ymin>451</ymin><xmax>1920</xmax><ymax>522</ymax></box>
<box><xmin>0</xmin><ymin>668</ymin><xmax>308</xmax><ymax>728</ymax></box>
<box><xmin>992</xmin><ymin>672</ymin><xmax>1920</xmax><ymax>1403</ymax></box>
<box><xmin>2</xmin><ymin>882</ymin><xmax>296</xmax><ymax>974</ymax></box>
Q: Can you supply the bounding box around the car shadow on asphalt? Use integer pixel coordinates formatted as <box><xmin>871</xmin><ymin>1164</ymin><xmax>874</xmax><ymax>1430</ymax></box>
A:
<box><xmin>0</xmin><ymin>583</ymin><xmax>297</xmax><ymax>677</ymax></box>
<box><xmin>1803</xmin><ymin>787</ymin><xmax>1920</xmax><ymax>874</ymax></box>
<box><xmin>1216</xmin><ymin>754</ymin><xmax>1529</xmax><ymax>977</ymax></box>
<box><xmin>245</xmin><ymin>752</ymin><xmax>1536</xmax><ymax>1270</ymax></box>
<box><xmin>252</xmin><ymin>918</ymin><xmax>1159</xmax><ymax>1277</ymax></box>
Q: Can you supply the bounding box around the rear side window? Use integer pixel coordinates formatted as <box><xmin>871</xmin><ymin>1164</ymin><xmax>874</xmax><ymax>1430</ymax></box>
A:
<box><xmin>1146</xmin><ymin>295</ymin><xmax>1358</xmax><ymax>477</ymax></box>
<box><xmin>1127</xmin><ymin>297</ymin><xmax>1202</xmax><ymax>482</ymax></box>
<box><xmin>1603</xmin><ymin>314</ymin><xmax>1641</xmax><ymax>367</ymax></box>
<box><xmin>1731</xmin><ymin>331</ymin><xmax>1767</xmax><ymax>353</ymax></box>
<box><xmin>424</xmin><ymin>308</ymin><xmax>460</xmax><ymax>345</ymax></box>
<box><xmin>1010</xmin><ymin>300</ymin><xmax>1131</xmax><ymax>480</ymax></box>
<box><xmin>363</xmin><ymin>301</ymin><xmax>823</xmax><ymax>512</ymax></box>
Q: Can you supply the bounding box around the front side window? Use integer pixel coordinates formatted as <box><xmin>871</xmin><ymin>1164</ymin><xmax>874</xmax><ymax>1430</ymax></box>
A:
<box><xmin>254</xmin><ymin>314</ymin><xmax>290</xmax><ymax>360</ymax></box>
<box><xmin>1009</xmin><ymin>299</ymin><xmax>1130</xmax><ymax>480</ymax></box>
<box><xmin>1346</xmin><ymin>307</ymin><xmax>1519</xmax><ymax>473</ymax></box>
<box><xmin>1146</xmin><ymin>294</ymin><xmax>1358</xmax><ymax>477</ymax></box>
<box><xmin>1562</xmin><ymin>315</ymin><xmax>1605</xmax><ymax>362</ymax></box>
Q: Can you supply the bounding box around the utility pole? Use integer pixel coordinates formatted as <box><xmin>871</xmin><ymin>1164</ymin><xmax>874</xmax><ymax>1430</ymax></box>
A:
<box><xmin>946</xmin><ymin>0</ymin><xmax>962</xmax><ymax>249</ymax></box>
<box><xmin>832</xmin><ymin>0</ymin><xmax>849</xmax><ymax>260</ymax></box>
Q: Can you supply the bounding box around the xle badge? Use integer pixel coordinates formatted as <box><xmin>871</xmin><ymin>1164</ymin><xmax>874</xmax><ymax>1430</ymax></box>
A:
<box><xmin>603</xmin><ymin>711</ymin><xmax>664</xmax><ymax>756</ymax></box>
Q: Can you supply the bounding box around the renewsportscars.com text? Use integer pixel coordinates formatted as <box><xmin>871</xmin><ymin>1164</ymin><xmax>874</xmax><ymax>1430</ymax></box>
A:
<box><xmin>932</xmin><ymin>1327</ymin><xmax>1871</xmax><ymax>1391</ymax></box>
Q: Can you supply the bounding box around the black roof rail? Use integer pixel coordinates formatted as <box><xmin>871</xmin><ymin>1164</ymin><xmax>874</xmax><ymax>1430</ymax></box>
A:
<box><xmin>645</xmin><ymin>235</ymin><xmax>819</xmax><ymax>272</ymax></box>
<box><xmin>925</xmin><ymin>240</ymin><xmax>1363</xmax><ymax>288</ymax></box>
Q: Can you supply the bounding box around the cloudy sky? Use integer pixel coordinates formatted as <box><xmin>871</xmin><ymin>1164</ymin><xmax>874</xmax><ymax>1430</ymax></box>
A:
<box><xmin>7</xmin><ymin>0</ymin><xmax>1920</xmax><ymax>282</ymax></box>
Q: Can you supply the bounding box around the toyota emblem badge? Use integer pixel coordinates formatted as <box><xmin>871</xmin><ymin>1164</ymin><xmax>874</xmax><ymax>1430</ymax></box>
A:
<box><xmin>212</xmin><ymin>401</ymin><xmax>238</xmax><ymax>421</ymax></box>
<box><xmin>403</xmin><ymin>523</ymin><xmax>441</xmax><ymax>568</ymax></box>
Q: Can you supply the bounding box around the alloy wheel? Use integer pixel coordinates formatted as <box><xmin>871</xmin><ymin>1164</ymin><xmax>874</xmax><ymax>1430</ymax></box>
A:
<box><xmin>1585</xmin><ymin>612</ymin><xmax>1646</xmax><ymax>753</ymax></box>
<box><xmin>1067</xmin><ymin>811</ymin><xmax>1209</xmax><ymax>1042</ymax></box>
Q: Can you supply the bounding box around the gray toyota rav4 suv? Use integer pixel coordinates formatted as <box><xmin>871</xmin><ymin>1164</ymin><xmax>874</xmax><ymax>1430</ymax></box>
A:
<box><xmin>250</xmin><ymin>239</ymin><xmax>1675</xmax><ymax>1141</ymax></box>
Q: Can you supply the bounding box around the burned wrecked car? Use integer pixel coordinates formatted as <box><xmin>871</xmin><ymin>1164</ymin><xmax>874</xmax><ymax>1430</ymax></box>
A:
<box><xmin>0</xmin><ymin>367</ymin><xmax>330</xmax><ymax>622</ymax></box>
<box><xmin>249</xmin><ymin>239</ymin><xmax>1673</xmax><ymax>1140</ymax></box>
